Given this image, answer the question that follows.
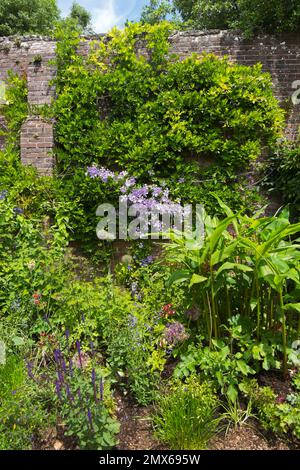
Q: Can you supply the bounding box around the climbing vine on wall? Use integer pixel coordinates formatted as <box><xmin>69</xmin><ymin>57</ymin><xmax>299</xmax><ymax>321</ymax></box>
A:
<box><xmin>1</xmin><ymin>22</ymin><xmax>286</xmax><ymax>251</ymax></box>
<box><xmin>53</xmin><ymin>22</ymin><xmax>284</xmax><ymax>178</ymax></box>
<box><xmin>46</xmin><ymin>21</ymin><xmax>286</xmax><ymax>246</ymax></box>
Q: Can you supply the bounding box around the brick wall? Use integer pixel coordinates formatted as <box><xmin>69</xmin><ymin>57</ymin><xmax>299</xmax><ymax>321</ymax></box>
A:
<box><xmin>0</xmin><ymin>36</ymin><xmax>56</xmax><ymax>101</ymax></box>
<box><xmin>0</xmin><ymin>31</ymin><xmax>299</xmax><ymax>175</ymax></box>
<box><xmin>20</xmin><ymin>116</ymin><xmax>54</xmax><ymax>176</ymax></box>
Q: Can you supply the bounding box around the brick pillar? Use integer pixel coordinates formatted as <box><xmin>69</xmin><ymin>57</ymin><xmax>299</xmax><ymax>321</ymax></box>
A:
<box><xmin>20</xmin><ymin>46</ymin><xmax>56</xmax><ymax>175</ymax></box>
<box><xmin>21</xmin><ymin>117</ymin><xmax>54</xmax><ymax>176</ymax></box>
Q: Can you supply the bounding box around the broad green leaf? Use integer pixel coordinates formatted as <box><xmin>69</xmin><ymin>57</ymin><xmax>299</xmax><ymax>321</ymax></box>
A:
<box><xmin>211</xmin><ymin>241</ymin><xmax>238</xmax><ymax>266</ymax></box>
<box><xmin>189</xmin><ymin>273</ymin><xmax>207</xmax><ymax>288</ymax></box>
<box><xmin>216</xmin><ymin>262</ymin><xmax>252</xmax><ymax>277</ymax></box>
<box><xmin>227</xmin><ymin>384</ymin><xmax>238</xmax><ymax>403</ymax></box>
<box><xmin>283</xmin><ymin>303</ymin><xmax>300</xmax><ymax>313</ymax></box>
<box><xmin>168</xmin><ymin>270</ymin><xmax>191</xmax><ymax>287</ymax></box>
<box><xmin>208</xmin><ymin>215</ymin><xmax>237</xmax><ymax>253</ymax></box>
<box><xmin>211</xmin><ymin>193</ymin><xmax>239</xmax><ymax>235</ymax></box>
<box><xmin>12</xmin><ymin>336</ymin><xmax>24</xmax><ymax>346</ymax></box>
<box><xmin>236</xmin><ymin>359</ymin><xmax>250</xmax><ymax>375</ymax></box>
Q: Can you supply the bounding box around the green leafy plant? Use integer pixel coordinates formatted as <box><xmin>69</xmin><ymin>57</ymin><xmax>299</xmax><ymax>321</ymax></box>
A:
<box><xmin>167</xmin><ymin>198</ymin><xmax>300</xmax><ymax>376</ymax></box>
<box><xmin>0</xmin><ymin>355</ymin><xmax>51</xmax><ymax>450</ymax></box>
<box><xmin>241</xmin><ymin>377</ymin><xmax>300</xmax><ymax>440</ymax></box>
<box><xmin>154</xmin><ymin>375</ymin><xmax>219</xmax><ymax>449</ymax></box>
<box><xmin>263</xmin><ymin>138</ymin><xmax>300</xmax><ymax>221</ymax></box>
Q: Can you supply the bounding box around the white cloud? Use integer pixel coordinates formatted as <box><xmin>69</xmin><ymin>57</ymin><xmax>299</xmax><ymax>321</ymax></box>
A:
<box><xmin>58</xmin><ymin>0</ymin><xmax>141</xmax><ymax>33</ymax></box>
<box><xmin>92</xmin><ymin>0</ymin><xmax>138</xmax><ymax>33</ymax></box>
<box><xmin>92</xmin><ymin>1</ymin><xmax>119</xmax><ymax>32</ymax></box>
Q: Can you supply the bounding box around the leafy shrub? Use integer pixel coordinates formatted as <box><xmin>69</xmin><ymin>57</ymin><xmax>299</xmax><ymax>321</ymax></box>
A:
<box><xmin>0</xmin><ymin>355</ymin><xmax>50</xmax><ymax>450</ymax></box>
<box><xmin>167</xmin><ymin>198</ymin><xmax>300</xmax><ymax>376</ymax></box>
<box><xmin>263</xmin><ymin>139</ymin><xmax>300</xmax><ymax>221</ymax></box>
<box><xmin>51</xmin><ymin>336</ymin><xmax>120</xmax><ymax>450</ymax></box>
<box><xmin>0</xmin><ymin>72</ymin><xmax>28</xmax><ymax>148</ymax></box>
<box><xmin>241</xmin><ymin>378</ymin><xmax>300</xmax><ymax>440</ymax></box>
<box><xmin>174</xmin><ymin>339</ymin><xmax>256</xmax><ymax>403</ymax></box>
<box><xmin>154</xmin><ymin>375</ymin><xmax>219</xmax><ymax>449</ymax></box>
<box><xmin>0</xmin><ymin>192</ymin><xmax>69</xmax><ymax>330</ymax></box>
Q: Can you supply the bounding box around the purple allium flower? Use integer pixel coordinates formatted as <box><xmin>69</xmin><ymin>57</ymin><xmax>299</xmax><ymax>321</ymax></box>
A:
<box><xmin>164</xmin><ymin>322</ymin><xmax>188</xmax><ymax>346</ymax></box>
<box><xmin>185</xmin><ymin>306</ymin><xmax>200</xmax><ymax>321</ymax></box>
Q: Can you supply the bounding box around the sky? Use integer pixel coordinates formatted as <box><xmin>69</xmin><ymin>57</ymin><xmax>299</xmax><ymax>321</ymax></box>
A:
<box><xmin>58</xmin><ymin>0</ymin><xmax>149</xmax><ymax>33</ymax></box>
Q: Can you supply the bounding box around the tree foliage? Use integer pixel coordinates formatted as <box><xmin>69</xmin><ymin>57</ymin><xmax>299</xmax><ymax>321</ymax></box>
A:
<box><xmin>0</xmin><ymin>0</ymin><xmax>59</xmax><ymax>36</ymax></box>
<box><xmin>141</xmin><ymin>0</ymin><xmax>176</xmax><ymax>25</ymax></box>
<box><xmin>142</xmin><ymin>0</ymin><xmax>300</xmax><ymax>36</ymax></box>
<box><xmin>69</xmin><ymin>1</ymin><xmax>92</xmax><ymax>32</ymax></box>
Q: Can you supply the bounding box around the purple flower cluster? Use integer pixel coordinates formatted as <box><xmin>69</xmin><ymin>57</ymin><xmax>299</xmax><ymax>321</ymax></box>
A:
<box><xmin>86</xmin><ymin>165</ymin><xmax>186</xmax><ymax>239</ymax></box>
<box><xmin>164</xmin><ymin>322</ymin><xmax>188</xmax><ymax>346</ymax></box>
<box><xmin>128</xmin><ymin>314</ymin><xmax>138</xmax><ymax>328</ymax></box>
<box><xmin>140</xmin><ymin>255</ymin><xmax>154</xmax><ymax>267</ymax></box>
<box><xmin>47</xmin><ymin>333</ymin><xmax>105</xmax><ymax>434</ymax></box>
<box><xmin>13</xmin><ymin>207</ymin><xmax>24</xmax><ymax>215</ymax></box>
<box><xmin>120</xmin><ymin>177</ymin><xmax>136</xmax><ymax>193</ymax></box>
<box><xmin>86</xmin><ymin>166</ymin><xmax>115</xmax><ymax>182</ymax></box>
<box><xmin>0</xmin><ymin>190</ymin><xmax>8</xmax><ymax>200</ymax></box>
<box><xmin>31</xmin><ymin>329</ymin><xmax>104</xmax><ymax>432</ymax></box>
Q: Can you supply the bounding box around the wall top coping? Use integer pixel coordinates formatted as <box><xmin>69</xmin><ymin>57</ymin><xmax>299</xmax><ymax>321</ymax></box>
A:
<box><xmin>0</xmin><ymin>30</ymin><xmax>299</xmax><ymax>43</ymax></box>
